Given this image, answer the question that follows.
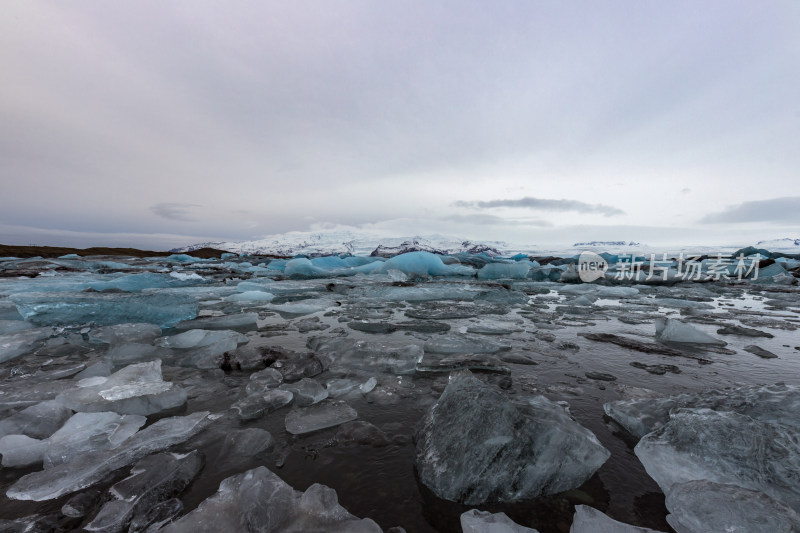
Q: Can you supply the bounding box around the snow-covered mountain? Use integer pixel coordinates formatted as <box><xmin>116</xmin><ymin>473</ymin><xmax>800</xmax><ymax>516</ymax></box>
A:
<box><xmin>755</xmin><ymin>238</ymin><xmax>800</xmax><ymax>252</ymax></box>
<box><xmin>572</xmin><ymin>241</ymin><xmax>641</xmax><ymax>248</ymax></box>
<box><xmin>175</xmin><ymin>230</ymin><xmax>518</xmax><ymax>257</ymax></box>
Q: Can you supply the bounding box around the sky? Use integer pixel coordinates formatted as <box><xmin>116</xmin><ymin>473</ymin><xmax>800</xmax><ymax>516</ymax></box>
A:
<box><xmin>2</xmin><ymin>1</ymin><xmax>799</xmax><ymax>250</ymax></box>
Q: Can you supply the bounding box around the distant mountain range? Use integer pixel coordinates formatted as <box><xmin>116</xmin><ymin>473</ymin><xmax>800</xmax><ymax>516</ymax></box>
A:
<box><xmin>174</xmin><ymin>230</ymin><xmax>516</xmax><ymax>257</ymax></box>
<box><xmin>175</xmin><ymin>230</ymin><xmax>800</xmax><ymax>258</ymax></box>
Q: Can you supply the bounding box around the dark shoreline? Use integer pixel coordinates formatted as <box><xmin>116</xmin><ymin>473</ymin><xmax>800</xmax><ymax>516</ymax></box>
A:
<box><xmin>0</xmin><ymin>244</ymin><xmax>228</xmax><ymax>259</ymax></box>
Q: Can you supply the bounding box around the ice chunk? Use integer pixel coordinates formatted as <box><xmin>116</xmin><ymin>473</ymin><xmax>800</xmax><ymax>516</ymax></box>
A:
<box><xmin>174</xmin><ymin>313</ymin><xmax>258</xmax><ymax>331</ymax></box>
<box><xmin>156</xmin><ymin>329</ymin><xmax>248</xmax><ymax>349</ymax></box>
<box><xmin>655</xmin><ymin>318</ymin><xmax>726</xmax><ymax>345</ymax></box>
<box><xmin>374</xmin><ymin>251</ymin><xmax>475</xmax><ymax>278</ymax></box>
<box><xmin>0</xmin><ymin>434</ymin><xmax>47</xmax><ymax>467</ymax></box>
<box><xmin>245</xmin><ymin>368</ymin><xmax>284</xmax><ymax>394</ymax></box>
<box><xmin>604</xmin><ymin>383</ymin><xmax>800</xmax><ymax>439</ymax></box>
<box><xmin>0</xmin><ymin>327</ymin><xmax>55</xmax><ymax>363</ymax></box>
<box><xmin>44</xmin><ymin>412</ymin><xmax>146</xmax><ymax>468</ymax></box>
<box><xmin>224</xmin><ymin>290</ymin><xmax>275</xmax><ymax>302</ymax></box>
<box><xmin>415</xmin><ymin>371</ymin><xmax>609</xmax><ymax>504</ymax></box>
<box><xmin>477</xmin><ymin>262</ymin><xmax>532</xmax><ymax>280</ymax></box>
<box><xmin>569</xmin><ymin>505</ymin><xmax>664</xmax><ymax>533</ymax></box>
<box><xmin>218</xmin><ymin>428</ymin><xmax>274</xmax><ymax>458</ymax></box>
<box><xmin>634</xmin><ymin>409</ymin><xmax>800</xmax><ymax>513</ymax></box>
<box><xmin>324</xmin><ymin>378</ymin><xmax>360</xmax><ymax>398</ymax></box>
<box><xmin>160</xmin><ymin>466</ymin><xmax>382</xmax><ymax>533</ymax></box>
<box><xmin>232</xmin><ymin>389</ymin><xmax>294</xmax><ymax>420</ymax></box>
<box><xmin>56</xmin><ymin>360</ymin><xmax>187</xmax><ymax>416</ymax></box>
<box><xmin>330</xmin><ymin>339</ymin><xmax>424</xmax><ymax>375</ymax></box>
<box><xmin>85</xmin><ymin>450</ymin><xmax>204</xmax><ymax>532</ymax></box>
<box><xmin>6</xmin><ymin>411</ymin><xmax>210</xmax><ymax>501</ymax></box>
<box><xmin>423</xmin><ymin>334</ymin><xmax>510</xmax><ymax>355</ymax></box>
<box><xmin>460</xmin><ymin>509</ymin><xmax>539</xmax><ymax>532</ymax></box>
<box><xmin>89</xmin><ymin>323</ymin><xmax>162</xmax><ymax>345</ymax></box>
<box><xmin>106</xmin><ymin>343</ymin><xmax>168</xmax><ymax>365</ymax></box>
<box><xmin>0</xmin><ymin>400</ymin><xmax>73</xmax><ymax>439</ymax></box>
<box><xmin>664</xmin><ymin>480</ymin><xmax>800</xmax><ymax>533</ymax></box>
<box><xmin>268</xmin><ymin>299</ymin><xmax>335</xmax><ymax>317</ymax></box>
<box><xmin>279</xmin><ymin>378</ymin><xmax>328</xmax><ymax>406</ymax></box>
<box><xmin>0</xmin><ymin>319</ymin><xmax>35</xmax><ymax>335</ymax></box>
<box><xmin>285</xmin><ymin>401</ymin><xmax>358</xmax><ymax>435</ymax></box>
<box><xmin>11</xmin><ymin>292</ymin><xmax>197</xmax><ymax>328</ymax></box>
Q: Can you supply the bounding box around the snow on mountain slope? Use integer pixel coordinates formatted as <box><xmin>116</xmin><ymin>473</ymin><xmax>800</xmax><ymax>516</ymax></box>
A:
<box><xmin>175</xmin><ymin>230</ymin><xmax>518</xmax><ymax>257</ymax></box>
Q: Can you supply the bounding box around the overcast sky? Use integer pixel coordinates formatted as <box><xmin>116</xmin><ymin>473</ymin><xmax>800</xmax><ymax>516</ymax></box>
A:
<box><xmin>2</xmin><ymin>1</ymin><xmax>799</xmax><ymax>249</ymax></box>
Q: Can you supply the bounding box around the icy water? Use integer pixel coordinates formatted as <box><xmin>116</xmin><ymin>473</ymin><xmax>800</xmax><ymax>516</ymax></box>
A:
<box><xmin>0</xmin><ymin>255</ymin><xmax>799</xmax><ymax>532</ymax></box>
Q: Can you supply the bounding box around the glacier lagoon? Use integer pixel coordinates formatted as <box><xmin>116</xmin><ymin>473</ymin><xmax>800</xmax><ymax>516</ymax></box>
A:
<box><xmin>0</xmin><ymin>248</ymin><xmax>798</xmax><ymax>532</ymax></box>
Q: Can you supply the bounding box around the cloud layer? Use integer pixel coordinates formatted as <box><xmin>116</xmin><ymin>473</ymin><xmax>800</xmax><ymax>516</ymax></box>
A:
<box><xmin>454</xmin><ymin>197</ymin><xmax>625</xmax><ymax>217</ymax></box>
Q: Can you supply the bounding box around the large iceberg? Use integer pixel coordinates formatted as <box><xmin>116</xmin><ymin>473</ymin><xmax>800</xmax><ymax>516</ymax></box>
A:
<box><xmin>11</xmin><ymin>291</ymin><xmax>198</xmax><ymax>328</ymax></box>
<box><xmin>415</xmin><ymin>371</ymin><xmax>609</xmax><ymax>504</ymax></box>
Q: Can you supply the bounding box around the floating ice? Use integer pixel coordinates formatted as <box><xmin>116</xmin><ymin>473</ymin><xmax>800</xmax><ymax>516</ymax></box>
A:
<box><xmin>224</xmin><ymin>290</ymin><xmax>275</xmax><ymax>302</ymax></box>
<box><xmin>0</xmin><ymin>434</ymin><xmax>47</xmax><ymax>467</ymax></box>
<box><xmin>56</xmin><ymin>360</ymin><xmax>187</xmax><ymax>416</ymax></box>
<box><xmin>0</xmin><ymin>327</ymin><xmax>55</xmax><ymax>363</ymax></box>
<box><xmin>269</xmin><ymin>299</ymin><xmax>336</xmax><ymax>317</ymax></box>
<box><xmin>415</xmin><ymin>371</ymin><xmax>609</xmax><ymax>504</ymax></box>
<box><xmin>285</xmin><ymin>400</ymin><xmax>358</xmax><ymax>435</ymax></box>
<box><xmin>423</xmin><ymin>334</ymin><xmax>510</xmax><ymax>355</ymax></box>
<box><xmin>174</xmin><ymin>312</ymin><xmax>258</xmax><ymax>331</ymax></box>
<box><xmin>280</xmin><ymin>378</ymin><xmax>328</xmax><ymax>406</ymax></box>
<box><xmin>460</xmin><ymin>509</ymin><xmax>539</xmax><ymax>532</ymax></box>
<box><xmin>11</xmin><ymin>291</ymin><xmax>197</xmax><ymax>328</ymax></box>
<box><xmin>160</xmin><ymin>466</ymin><xmax>382</xmax><ymax>533</ymax></box>
<box><xmin>88</xmin><ymin>323</ymin><xmax>162</xmax><ymax>345</ymax></box>
<box><xmin>85</xmin><ymin>450</ymin><xmax>204</xmax><ymax>532</ymax></box>
<box><xmin>477</xmin><ymin>262</ymin><xmax>532</xmax><ymax>280</ymax></box>
<box><xmin>44</xmin><ymin>411</ymin><xmax>146</xmax><ymax>468</ymax></box>
<box><xmin>604</xmin><ymin>383</ymin><xmax>800</xmax><ymax>439</ymax></box>
<box><xmin>654</xmin><ymin>318</ymin><xmax>726</xmax><ymax>345</ymax></box>
<box><xmin>232</xmin><ymin>389</ymin><xmax>294</xmax><ymax>420</ymax></box>
<box><xmin>664</xmin><ymin>480</ymin><xmax>800</xmax><ymax>533</ymax></box>
<box><xmin>634</xmin><ymin>409</ymin><xmax>800</xmax><ymax>513</ymax></box>
<box><xmin>569</xmin><ymin>505</ymin><xmax>664</xmax><ymax>533</ymax></box>
<box><xmin>374</xmin><ymin>251</ymin><xmax>474</xmax><ymax>278</ymax></box>
<box><xmin>0</xmin><ymin>400</ymin><xmax>73</xmax><ymax>439</ymax></box>
<box><xmin>6</xmin><ymin>411</ymin><xmax>211</xmax><ymax>501</ymax></box>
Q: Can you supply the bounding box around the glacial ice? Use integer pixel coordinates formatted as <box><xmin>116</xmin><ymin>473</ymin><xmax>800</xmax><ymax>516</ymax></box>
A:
<box><xmin>231</xmin><ymin>389</ymin><xmax>294</xmax><ymax>420</ymax></box>
<box><xmin>568</xmin><ymin>505</ymin><xmax>664</xmax><ymax>533</ymax></box>
<box><xmin>0</xmin><ymin>434</ymin><xmax>48</xmax><ymax>467</ymax></box>
<box><xmin>10</xmin><ymin>291</ymin><xmax>198</xmax><ymax>328</ymax></box>
<box><xmin>0</xmin><ymin>399</ymin><xmax>73</xmax><ymax>439</ymax></box>
<box><xmin>160</xmin><ymin>466</ymin><xmax>382</xmax><ymax>533</ymax></box>
<box><xmin>0</xmin><ymin>327</ymin><xmax>55</xmax><ymax>363</ymax></box>
<box><xmin>664</xmin><ymin>480</ymin><xmax>800</xmax><ymax>533</ymax></box>
<box><xmin>460</xmin><ymin>509</ymin><xmax>540</xmax><ymax>532</ymax></box>
<box><xmin>174</xmin><ymin>312</ymin><xmax>258</xmax><ymax>331</ymax></box>
<box><xmin>415</xmin><ymin>371</ymin><xmax>610</xmax><ymax>504</ymax></box>
<box><xmin>477</xmin><ymin>262</ymin><xmax>532</xmax><ymax>280</ymax></box>
<box><xmin>85</xmin><ymin>450</ymin><xmax>204</xmax><ymax>532</ymax></box>
<box><xmin>634</xmin><ymin>408</ymin><xmax>800</xmax><ymax>513</ymax></box>
<box><xmin>374</xmin><ymin>251</ymin><xmax>474</xmax><ymax>278</ymax></box>
<box><xmin>56</xmin><ymin>360</ymin><xmax>187</xmax><ymax>416</ymax></box>
<box><xmin>279</xmin><ymin>378</ymin><xmax>328</xmax><ymax>406</ymax></box>
<box><xmin>285</xmin><ymin>400</ymin><xmax>358</xmax><ymax>435</ymax></box>
<box><xmin>654</xmin><ymin>318</ymin><xmax>726</xmax><ymax>345</ymax></box>
<box><xmin>6</xmin><ymin>411</ymin><xmax>211</xmax><ymax>501</ymax></box>
<box><xmin>43</xmin><ymin>411</ymin><xmax>146</xmax><ymax>468</ymax></box>
<box><xmin>604</xmin><ymin>383</ymin><xmax>800</xmax><ymax>438</ymax></box>
<box><xmin>423</xmin><ymin>334</ymin><xmax>510</xmax><ymax>355</ymax></box>
<box><xmin>88</xmin><ymin>323</ymin><xmax>162</xmax><ymax>345</ymax></box>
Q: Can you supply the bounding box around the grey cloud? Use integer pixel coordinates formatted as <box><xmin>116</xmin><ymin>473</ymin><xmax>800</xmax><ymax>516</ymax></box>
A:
<box><xmin>441</xmin><ymin>214</ymin><xmax>552</xmax><ymax>227</ymax></box>
<box><xmin>700</xmin><ymin>197</ymin><xmax>800</xmax><ymax>224</ymax></box>
<box><xmin>454</xmin><ymin>197</ymin><xmax>625</xmax><ymax>217</ymax></box>
<box><xmin>151</xmin><ymin>203</ymin><xmax>202</xmax><ymax>222</ymax></box>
